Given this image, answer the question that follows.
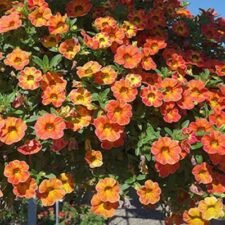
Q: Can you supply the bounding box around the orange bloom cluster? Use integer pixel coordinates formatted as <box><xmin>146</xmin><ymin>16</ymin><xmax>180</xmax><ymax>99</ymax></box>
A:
<box><xmin>91</xmin><ymin>177</ymin><xmax>120</xmax><ymax>218</ymax></box>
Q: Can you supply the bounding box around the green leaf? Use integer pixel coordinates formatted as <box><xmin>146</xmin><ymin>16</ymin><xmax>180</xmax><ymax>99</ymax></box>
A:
<box><xmin>50</xmin><ymin>54</ymin><xmax>62</xmax><ymax>68</ymax></box>
<box><xmin>182</xmin><ymin>120</ymin><xmax>190</xmax><ymax>128</ymax></box>
<box><xmin>32</xmin><ymin>56</ymin><xmax>44</xmax><ymax>70</ymax></box>
<box><xmin>191</xmin><ymin>142</ymin><xmax>203</xmax><ymax>150</ymax></box>
<box><xmin>136</xmin><ymin>174</ymin><xmax>146</xmax><ymax>181</ymax></box>
<box><xmin>43</xmin><ymin>55</ymin><xmax>50</xmax><ymax>71</ymax></box>
<box><xmin>195</xmin><ymin>154</ymin><xmax>203</xmax><ymax>164</ymax></box>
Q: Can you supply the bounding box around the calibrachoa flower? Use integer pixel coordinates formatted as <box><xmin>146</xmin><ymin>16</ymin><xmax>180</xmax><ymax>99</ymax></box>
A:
<box><xmin>51</xmin><ymin>138</ymin><xmax>69</xmax><ymax>152</ymax></box>
<box><xmin>91</xmin><ymin>194</ymin><xmax>119</xmax><ymax>218</ymax></box>
<box><xmin>85</xmin><ymin>150</ymin><xmax>103</xmax><ymax>168</ymax></box>
<box><xmin>59</xmin><ymin>173</ymin><xmax>74</xmax><ymax>194</ymax></box>
<box><xmin>136</xmin><ymin>180</ymin><xmax>161</xmax><ymax>205</ymax></box>
<box><xmin>94</xmin><ymin>66</ymin><xmax>118</xmax><ymax>85</ymax></box>
<box><xmin>0</xmin><ymin>12</ymin><xmax>22</xmax><ymax>33</ymax></box>
<box><xmin>66</xmin><ymin>0</ymin><xmax>92</xmax><ymax>18</ymax></box>
<box><xmin>59</xmin><ymin>38</ymin><xmax>80</xmax><ymax>60</ymax></box>
<box><xmin>151</xmin><ymin>137</ymin><xmax>181</xmax><ymax>165</ymax></box>
<box><xmin>38</xmin><ymin>178</ymin><xmax>65</xmax><ymax>206</ymax></box>
<box><xmin>69</xmin><ymin>88</ymin><xmax>92</xmax><ymax>108</ymax></box>
<box><xmin>34</xmin><ymin>114</ymin><xmax>66</xmax><ymax>140</ymax></box>
<box><xmin>105</xmin><ymin>100</ymin><xmax>132</xmax><ymax>126</ymax></box>
<box><xmin>155</xmin><ymin>162</ymin><xmax>180</xmax><ymax>178</ymax></box>
<box><xmin>48</xmin><ymin>13</ymin><xmax>69</xmax><ymax>35</ymax></box>
<box><xmin>93</xmin><ymin>115</ymin><xmax>124</xmax><ymax>142</ymax></box>
<box><xmin>192</xmin><ymin>163</ymin><xmax>213</xmax><ymax>185</ymax></box>
<box><xmin>4</xmin><ymin>160</ymin><xmax>30</xmax><ymax>185</ymax></box>
<box><xmin>77</xmin><ymin>61</ymin><xmax>102</xmax><ymax>78</ymax></box>
<box><xmin>95</xmin><ymin>177</ymin><xmax>120</xmax><ymax>203</ymax></box>
<box><xmin>12</xmin><ymin>178</ymin><xmax>37</xmax><ymax>199</ymax></box>
<box><xmin>125</xmin><ymin>73</ymin><xmax>142</xmax><ymax>88</ymax></box>
<box><xmin>18</xmin><ymin>67</ymin><xmax>42</xmax><ymax>90</ymax></box>
<box><xmin>0</xmin><ymin>117</ymin><xmax>27</xmax><ymax>145</ymax></box>
<box><xmin>160</xmin><ymin>102</ymin><xmax>181</xmax><ymax>123</ymax></box>
<box><xmin>114</xmin><ymin>45</ymin><xmax>142</xmax><ymax>69</ymax></box>
<box><xmin>111</xmin><ymin>79</ymin><xmax>138</xmax><ymax>103</ymax></box>
<box><xmin>4</xmin><ymin>48</ymin><xmax>31</xmax><ymax>71</ymax></box>
<box><xmin>198</xmin><ymin>197</ymin><xmax>224</xmax><ymax>221</ymax></box>
<box><xmin>183</xmin><ymin>208</ymin><xmax>207</xmax><ymax>225</ymax></box>
<box><xmin>17</xmin><ymin>139</ymin><xmax>42</xmax><ymax>155</ymax></box>
<box><xmin>141</xmin><ymin>85</ymin><xmax>163</xmax><ymax>107</ymax></box>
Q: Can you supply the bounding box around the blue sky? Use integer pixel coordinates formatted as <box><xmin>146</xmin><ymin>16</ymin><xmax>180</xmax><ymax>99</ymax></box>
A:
<box><xmin>188</xmin><ymin>0</ymin><xmax>225</xmax><ymax>17</ymax></box>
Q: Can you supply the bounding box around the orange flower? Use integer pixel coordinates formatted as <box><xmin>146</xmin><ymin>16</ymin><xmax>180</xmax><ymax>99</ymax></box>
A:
<box><xmin>122</xmin><ymin>21</ymin><xmax>138</xmax><ymax>39</ymax></box>
<box><xmin>183</xmin><ymin>207</ymin><xmax>208</xmax><ymax>225</ymax></box>
<box><xmin>151</xmin><ymin>137</ymin><xmax>181</xmax><ymax>165</ymax></box>
<box><xmin>59</xmin><ymin>173</ymin><xmax>74</xmax><ymax>194</ymax></box>
<box><xmin>66</xmin><ymin>0</ymin><xmax>92</xmax><ymax>18</ymax></box>
<box><xmin>198</xmin><ymin>197</ymin><xmax>224</xmax><ymax>221</ymax></box>
<box><xmin>114</xmin><ymin>45</ymin><xmax>142</xmax><ymax>69</ymax></box>
<box><xmin>38</xmin><ymin>178</ymin><xmax>65</xmax><ymax>206</ymax></box>
<box><xmin>85</xmin><ymin>150</ymin><xmax>103</xmax><ymax>168</ymax></box>
<box><xmin>41</xmin><ymin>34</ymin><xmax>61</xmax><ymax>48</ymax></box>
<box><xmin>105</xmin><ymin>100</ymin><xmax>132</xmax><ymax>126</ymax></box>
<box><xmin>4</xmin><ymin>48</ymin><xmax>31</xmax><ymax>70</ymax></box>
<box><xmin>94</xmin><ymin>16</ymin><xmax>117</xmax><ymax>32</ymax></box>
<box><xmin>111</xmin><ymin>79</ymin><xmax>138</xmax><ymax>103</ymax></box>
<box><xmin>192</xmin><ymin>163</ymin><xmax>213</xmax><ymax>184</ymax></box>
<box><xmin>207</xmin><ymin>173</ymin><xmax>225</xmax><ymax>194</ymax></box>
<box><xmin>125</xmin><ymin>73</ymin><xmax>142</xmax><ymax>88</ymax></box>
<box><xmin>173</xmin><ymin>21</ymin><xmax>189</xmax><ymax>37</ymax></box>
<box><xmin>209</xmin><ymin>110</ymin><xmax>225</xmax><ymax>128</ymax></box>
<box><xmin>95</xmin><ymin>32</ymin><xmax>112</xmax><ymax>49</ymax></box>
<box><xmin>141</xmin><ymin>85</ymin><xmax>163</xmax><ymax>107</ymax></box>
<box><xmin>189</xmin><ymin>118</ymin><xmax>212</xmax><ymax>136</ymax></box>
<box><xmin>128</xmin><ymin>10</ymin><xmax>147</xmax><ymax>30</ymax></box>
<box><xmin>201</xmin><ymin>130</ymin><xmax>225</xmax><ymax>155</ymax></box>
<box><xmin>101</xmin><ymin>135</ymin><xmax>124</xmax><ymax>150</ymax></box>
<box><xmin>136</xmin><ymin>180</ymin><xmax>161</xmax><ymax>205</ymax></box>
<box><xmin>160</xmin><ymin>78</ymin><xmax>183</xmax><ymax>102</ymax></box>
<box><xmin>155</xmin><ymin>162</ymin><xmax>180</xmax><ymax>178</ymax></box>
<box><xmin>77</xmin><ymin>61</ymin><xmax>102</xmax><ymax>78</ymax></box>
<box><xmin>141</xmin><ymin>56</ymin><xmax>157</xmax><ymax>70</ymax></box>
<box><xmin>0</xmin><ymin>117</ymin><xmax>27</xmax><ymax>145</ymax></box>
<box><xmin>4</xmin><ymin>160</ymin><xmax>30</xmax><ymax>185</ymax></box>
<box><xmin>41</xmin><ymin>72</ymin><xmax>67</xmax><ymax>90</ymax></box>
<box><xmin>18</xmin><ymin>67</ymin><xmax>42</xmax><ymax>90</ymax></box>
<box><xmin>13</xmin><ymin>178</ymin><xmax>37</xmax><ymax>199</ymax></box>
<box><xmin>205</xmin><ymin>90</ymin><xmax>225</xmax><ymax>111</ymax></box>
<box><xmin>17</xmin><ymin>139</ymin><xmax>42</xmax><ymax>155</ymax></box>
<box><xmin>143</xmin><ymin>36</ymin><xmax>167</xmax><ymax>56</ymax></box>
<box><xmin>41</xmin><ymin>85</ymin><xmax>66</xmax><ymax>108</ymax></box>
<box><xmin>28</xmin><ymin>0</ymin><xmax>48</xmax><ymax>8</ymax></box>
<box><xmin>0</xmin><ymin>12</ymin><xmax>22</xmax><ymax>34</ymax></box>
<box><xmin>160</xmin><ymin>102</ymin><xmax>181</xmax><ymax>123</ymax></box>
<box><xmin>67</xmin><ymin>106</ymin><xmax>92</xmax><ymax>132</ymax></box>
<box><xmin>93</xmin><ymin>115</ymin><xmax>123</xmax><ymax>142</ymax></box>
<box><xmin>91</xmin><ymin>194</ymin><xmax>119</xmax><ymax>218</ymax></box>
<box><xmin>69</xmin><ymin>88</ymin><xmax>92</xmax><ymax>109</ymax></box>
<box><xmin>95</xmin><ymin>177</ymin><xmax>120</xmax><ymax>203</ymax></box>
<box><xmin>59</xmin><ymin>38</ymin><xmax>80</xmax><ymax>60</ymax></box>
<box><xmin>34</xmin><ymin>114</ymin><xmax>66</xmax><ymax>140</ymax></box>
<box><xmin>48</xmin><ymin>13</ymin><xmax>69</xmax><ymax>35</ymax></box>
<box><xmin>28</xmin><ymin>6</ymin><xmax>52</xmax><ymax>27</ymax></box>
<box><xmin>165</xmin><ymin>51</ymin><xmax>186</xmax><ymax>71</ymax></box>
<box><xmin>215</xmin><ymin>62</ymin><xmax>225</xmax><ymax>77</ymax></box>
<box><xmin>94</xmin><ymin>66</ymin><xmax>118</xmax><ymax>85</ymax></box>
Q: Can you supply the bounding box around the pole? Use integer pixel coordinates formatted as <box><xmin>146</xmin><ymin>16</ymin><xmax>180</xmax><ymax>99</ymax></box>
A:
<box><xmin>55</xmin><ymin>201</ymin><xmax>59</xmax><ymax>225</ymax></box>
<box><xmin>28</xmin><ymin>199</ymin><xmax>37</xmax><ymax>225</ymax></box>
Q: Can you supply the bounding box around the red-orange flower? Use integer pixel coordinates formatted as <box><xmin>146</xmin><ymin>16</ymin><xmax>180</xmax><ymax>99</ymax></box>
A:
<box><xmin>48</xmin><ymin>13</ymin><xmax>69</xmax><ymax>35</ymax></box>
<box><xmin>141</xmin><ymin>85</ymin><xmax>163</xmax><ymax>107</ymax></box>
<box><xmin>0</xmin><ymin>117</ymin><xmax>27</xmax><ymax>145</ymax></box>
<box><xmin>17</xmin><ymin>139</ymin><xmax>42</xmax><ymax>155</ymax></box>
<box><xmin>94</xmin><ymin>16</ymin><xmax>117</xmax><ymax>32</ymax></box>
<box><xmin>155</xmin><ymin>162</ymin><xmax>180</xmax><ymax>178</ymax></box>
<box><xmin>189</xmin><ymin>118</ymin><xmax>212</xmax><ymax>136</ymax></box>
<box><xmin>13</xmin><ymin>177</ymin><xmax>37</xmax><ymax>199</ymax></box>
<box><xmin>67</xmin><ymin>106</ymin><xmax>92</xmax><ymax>132</ymax></box>
<box><xmin>160</xmin><ymin>78</ymin><xmax>183</xmax><ymax>102</ymax></box>
<box><xmin>77</xmin><ymin>61</ymin><xmax>102</xmax><ymax>78</ymax></box>
<box><xmin>136</xmin><ymin>180</ymin><xmax>161</xmax><ymax>205</ymax></box>
<box><xmin>95</xmin><ymin>177</ymin><xmax>120</xmax><ymax>203</ymax></box>
<box><xmin>105</xmin><ymin>100</ymin><xmax>132</xmax><ymax>126</ymax></box>
<box><xmin>114</xmin><ymin>45</ymin><xmax>142</xmax><ymax>69</ymax></box>
<box><xmin>209</xmin><ymin>110</ymin><xmax>225</xmax><ymax>128</ymax></box>
<box><xmin>111</xmin><ymin>79</ymin><xmax>138</xmax><ymax>103</ymax></box>
<box><xmin>173</xmin><ymin>21</ymin><xmax>189</xmax><ymax>37</ymax></box>
<box><xmin>18</xmin><ymin>67</ymin><xmax>42</xmax><ymax>90</ymax></box>
<box><xmin>66</xmin><ymin>0</ymin><xmax>92</xmax><ymax>18</ymax></box>
<box><xmin>192</xmin><ymin>162</ymin><xmax>213</xmax><ymax>184</ymax></box>
<box><xmin>85</xmin><ymin>150</ymin><xmax>103</xmax><ymax>168</ymax></box>
<box><xmin>91</xmin><ymin>194</ymin><xmax>119</xmax><ymax>218</ymax></box>
<box><xmin>38</xmin><ymin>178</ymin><xmax>65</xmax><ymax>206</ymax></box>
<box><xmin>151</xmin><ymin>137</ymin><xmax>181</xmax><ymax>165</ymax></box>
<box><xmin>93</xmin><ymin>115</ymin><xmax>123</xmax><ymax>142</ymax></box>
<box><xmin>34</xmin><ymin>114</ymin><xmax>66</xmax><ymax>140</ymax></box>
<box><xmin>201</xmin><ymin>130</ymin><xmax>225</xmax><ymax>155</ymax></box>
<box><xmin>141</xmin><ymin>56</ymin><xmax>157</xmax><ymax>70</ymax></box>
<box><xmin>4</xmin><ymin>48</ymin><xmax>31</xmax><ymax>70</ymax></box>
<box><xmin>143</xmin><ymin>36</ymin><xmax>167</xmax><ymax>56</ymax></box>
<box><xmin>125</xmin><ymin>73</ymin><xmax>142</xmax><ymax>88</ymax></box>
<box><xmin>94</xmin><ymin>66</ymin><xmax>118</xmax><ymax>85</ymax></box>
<box><xmin>28</xmin><ymin>6</ymin><xmax>52</xmax><ymax>27</ymax></box>
<box><xmin>59</xmin><ymin>38</ymin><xmax>80</xmax><ymax>60</ymax></box>
<box><xmin>41</xmin><ymin>34</ymin><xmax>61</xmax><ymax>48</ymax></box>
<box><xmin>215</xmin><ymin>63</ymin><xmax>225</xmax><ymax>77</ymax></box>
<box><xmin>160</xmin><ymin>102</ymin><xmax>181</xmax><ymax>123</ymax></box>
<box><xmin>41</xmin><ymin>85</ymin><xmax>66</xmax><ymax>108</ymax></box>
<box><xmin>0</xmin><ymin>12</ymin><xmax>22</xmax><ymax>34</ymax></box>
<box><xmin>4</xmin><ymin>160</ymin><xmax>30</xmax><ymax>185</ymax></box>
